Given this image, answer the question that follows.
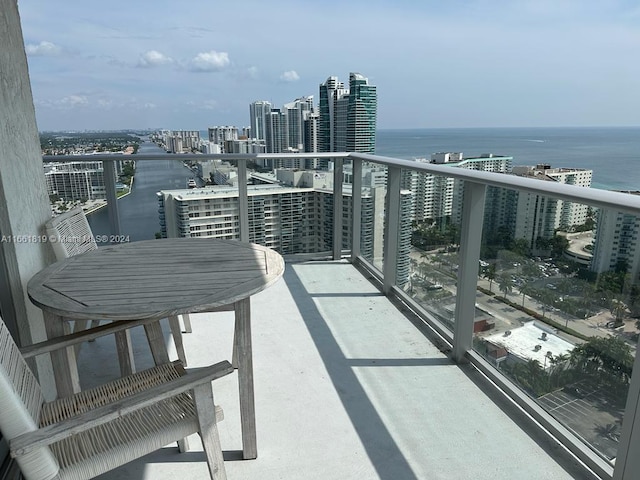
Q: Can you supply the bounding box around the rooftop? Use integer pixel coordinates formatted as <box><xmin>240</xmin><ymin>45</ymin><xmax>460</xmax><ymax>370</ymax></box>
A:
<box><xmin>485</xmin><ymin>321</ymin><xmax>576</xmax><ymax>367</ymax></box>
<box><xmin>77</xmin><ymin>260</ymin><xmax>594</xmax><ymax>480</ymax></box>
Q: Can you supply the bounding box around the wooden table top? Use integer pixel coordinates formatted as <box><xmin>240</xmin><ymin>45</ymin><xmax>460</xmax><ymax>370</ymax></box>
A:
<box><xmin>28</xmin><ymin>238</ymin><xmax>285</xmax><ymax>321</ymax></box>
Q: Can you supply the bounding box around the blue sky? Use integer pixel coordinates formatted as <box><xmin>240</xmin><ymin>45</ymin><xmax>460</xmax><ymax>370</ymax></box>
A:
<box><xmin>19</xmin><ymin>0</ymin><xmax>640</xmax><ymax>131</ymax></box>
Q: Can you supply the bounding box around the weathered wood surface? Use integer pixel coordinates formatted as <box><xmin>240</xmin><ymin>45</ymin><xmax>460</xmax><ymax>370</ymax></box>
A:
<box><xmin>27</xmin><ymin>238</ymin><xmax>283</xmax><ymax>458</ymax></box>
<box><xmin>10</xmin><ymin>360</ymin><xmax>232</xmax><ymax>455</ymax></box>
<box><xmin>28</xmin><ymin>238</ymin><xmax>285</xmax><ymax>321</ymax></box>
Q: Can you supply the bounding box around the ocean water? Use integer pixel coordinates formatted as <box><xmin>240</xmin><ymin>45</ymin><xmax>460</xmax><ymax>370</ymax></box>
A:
<box><xmin>375</xmin><ymin>127</ymin><xmax>640</xmax><ymax>191</ymax></box>
<box><xmin>90</xmin><ymin>127</ymin><xmax>640</xmax><ymax>240</ymax></box>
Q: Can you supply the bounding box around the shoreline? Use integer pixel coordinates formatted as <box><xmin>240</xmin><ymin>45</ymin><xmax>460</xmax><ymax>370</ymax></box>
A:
<box><xmin>84</xmin><ymin>175</ymin><xmax>135</xmax><ymax>216</ymax></box>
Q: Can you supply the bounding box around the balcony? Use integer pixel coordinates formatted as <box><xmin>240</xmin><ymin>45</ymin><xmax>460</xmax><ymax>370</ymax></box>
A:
<box><xmin>75</xmin><ymin>258</ymin><xmax>591</xmax><ymax>480</ymax></box>
<box><xmin>2</xmin><ymin>7</ymin><xmax>639</xmax><ymax>477</ymax></box>
<box><xmin>25</xmin><ymin>150</ymin><xmax>640</xmax><ymax>480</ymax></box>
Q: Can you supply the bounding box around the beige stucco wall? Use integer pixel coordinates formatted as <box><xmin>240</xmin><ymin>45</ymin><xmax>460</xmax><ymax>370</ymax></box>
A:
<box><xmin>0</xmin><ymin>0</ymin><xmax>56</xmax><ymax>398</ymax></box>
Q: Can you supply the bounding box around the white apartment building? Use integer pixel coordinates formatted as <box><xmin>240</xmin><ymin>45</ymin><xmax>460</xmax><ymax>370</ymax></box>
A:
<box><xmin>199</xmin><ymin>141</ymin><xmax>222</xmax><ymax>155</ymax></box>
<box><xmin>158</xmin><ymin>179</ymin><xmax>412</xmax><ymax>285</ymax></box>
<box><xmin>591</xmin><ymin>200</ymin><xmax>640</xmax><ymax>283</ymax></box>
<box><xmin>163</xmin><ymin>130</ymin><xmax>201</xmax><ymax>153</ymax></box>
<box><xmin>402</xmin><ymin>153</ymin><xmax>513</xmax><ymax>223</ymax></box>
<box><xmin>207</xmin><ymin>126</ymin><xmax>238</xmax><ymax>146</ymax></box>
<box><xmin>44</xmin><ymin>161</ymin><xmax>116</xmax><ymax>201</ymax></box>
<box><xmin>512</xmin><ymin>165</ymin><xmax>593</xmax><ymax>247</ymax></box>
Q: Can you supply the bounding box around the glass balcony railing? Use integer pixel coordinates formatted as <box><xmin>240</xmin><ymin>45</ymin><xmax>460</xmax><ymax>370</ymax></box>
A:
<box><xmin>42</xmin><ymin>149</ymin><xmax>640</xmax><ymax>480</ymax></box>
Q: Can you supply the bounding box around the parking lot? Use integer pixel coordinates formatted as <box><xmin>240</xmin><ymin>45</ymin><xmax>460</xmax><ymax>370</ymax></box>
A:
<box><xmin>537</xmin><ymin>381</ymin><xmax>624</xmax><ymax>460</ymax></box>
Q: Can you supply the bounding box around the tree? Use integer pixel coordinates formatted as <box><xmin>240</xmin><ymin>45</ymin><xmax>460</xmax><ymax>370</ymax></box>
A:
<box><xmin>510</xmin><ymin>238</ymin><xmax>530</xmax><ymax>257</ymax></box>
<box><xmin>521</xmin><ymin>261</ymin><xmax>542</xmax><ymax>280</ymax></box>
<box><xmin>549</xmin><ymin>235</ymin><xmax>570</xmax><ymax>258</ymax></box>
<box><xmin>537</xmin><ymin>289</ymin><xmax>556</xmax><ymax>319</ymax></box>
<box><xmin>569</xmin><ymin>336</ymin><xmax>634</xmax><ymax>389</ymax></box>
<box><xmin>485</xmin><ymin>263</ymin><xmax>496</xmax><ymax>293</ymax></box>
<box><xmin>498</xmin><ymin>272</ymin><xmax>513</xmax><ymax>299</ymax></box>
<box><xmin>502</xmin><ymin>359</ymin><xmax>549</xmax><ymax>397</ymax></box>
<box><xmin>594</xmin><ymin>423</ymin><xmax>620</xmax><ymax>442</ymax></box>
<box><xmin>610</xmin><ymin>298</ymin><xmax>628</xmax><ymax>326</ymax></box>
<box><xmin>535</xmin><ymin>236</ymin><xmax>551</xmax><ymax>251</ymax></box>
<box><xmin>520</xmin><ymin>283</ymin><xmax>535</xmax><ymax>307</ymax></box>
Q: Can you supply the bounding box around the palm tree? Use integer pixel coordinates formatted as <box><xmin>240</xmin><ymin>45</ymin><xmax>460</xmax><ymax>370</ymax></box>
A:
<box><xmin>610</xmin><ymin>298</ymin><xmax>628</xmax><ymax>326</ymax></box>
<box><xmin>538</xmin><ymin>289</ymin><xmax>555</xmax><ymax>319</ymax></box>
<box><xmin>498</xmin><ymin>272</ymin><xmax>513</xmax><ymax>299</ymax></box>
<box><xmin>520</xmin><ymin>283</ymin><xmax>535</xmax><ymax>308</ymax></box>
<box><xmin>594</xmin><ymin>423</ymin><xmax>620</xmax><ymax>442</ymax></box>
<box><xmin>521</xmin><ymin>261</ymin><xmax>542</xmax><ymax>280</ymax></box>
<box><xmin>569</xmin><ymin>336</ymin><xmax>634</xmax><ymax>387</ymax></box>
<box><xmin>485</xmin><ymin>263</ymin><xmax>496</xmax><ymax>293</ymax></box>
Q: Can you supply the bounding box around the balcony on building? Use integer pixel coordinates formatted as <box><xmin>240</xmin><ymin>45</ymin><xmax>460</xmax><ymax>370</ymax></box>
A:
<box><xmin>5</xmin><ymin>147</ymin><xmax>640</xmax><ymax>480</ymax></box>
<box><xmin>3</xmin><ymin>4</ymin><xmax>640</xmax><ymax>476</ymax></box>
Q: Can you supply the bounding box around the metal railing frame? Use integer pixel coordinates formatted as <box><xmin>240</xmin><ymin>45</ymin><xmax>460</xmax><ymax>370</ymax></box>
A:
<box><xmin>44</xmin><ymin>150</ymin><xmax>640</xmax><ymax>479</ymax></box>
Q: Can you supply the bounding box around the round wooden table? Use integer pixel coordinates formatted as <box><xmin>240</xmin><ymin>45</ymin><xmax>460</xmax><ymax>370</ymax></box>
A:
<box><xmin>28</xmin><ymin>238</ymin><xmax>285</xmax><ymax>459</ymax></box>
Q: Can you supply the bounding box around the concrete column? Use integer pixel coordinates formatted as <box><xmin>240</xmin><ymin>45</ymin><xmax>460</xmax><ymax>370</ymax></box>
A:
<box><xmin>0</xmin><ymin>0</ymin><xmax>56</xmax><ymax>398</ymax></box>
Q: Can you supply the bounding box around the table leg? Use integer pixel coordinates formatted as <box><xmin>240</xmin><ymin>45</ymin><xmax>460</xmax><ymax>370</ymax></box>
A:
<box><xmin>43</xmin><ymin>311</ymin><xmax>80</xmax><ymax>398</ymax></box>
<box><xmin>143</xmin><ymin>320</ymin><xmax>170</xmax><ymax>365</ymax></box>
<box><xmin>115</xmin><ymin>330</ymin><xmax>135</xmax><ymax>376</ymax></box>
<box><xmin>234</xmin><ymin>297</ymin><xmax>256</xmax><ymax>459</ymax></box>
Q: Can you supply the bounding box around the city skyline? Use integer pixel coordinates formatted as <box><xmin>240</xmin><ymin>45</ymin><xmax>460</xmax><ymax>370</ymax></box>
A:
<box><xmin>19</xmin><ymin>0</ymin><xmax>640</xmax><ymax>131</ymax></box>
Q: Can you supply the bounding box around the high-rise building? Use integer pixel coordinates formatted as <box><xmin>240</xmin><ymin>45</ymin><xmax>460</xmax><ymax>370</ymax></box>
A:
<box><xmin>44</xmin><ymin>161</ymin><xmax>116</xmax><ymax>201</ymax></box>
<box><xmin>319</xmin><ymin>73</ymin><xmax>377</xmax><ymax>154</ymax></box>
<box><xmin>283</xmin><ymin>96</ymin><xmax>314</xmax><ymax>151</ymax></box>
<box><xmin>402</xmin><ymin>153</ymin><xmax>513</xmax><ymax>224</ymax></box>
<box><xmin>511</xmin><ymin>165</ymin><xmax>593</xmax><ymax>247</ymax></box>
<box><xmin>346</xmin><ymin>73</ymin><xmax>377</xmax><ymax>154</ymax></box>
<box><xmin>590</xmin><ymin>200</ymin><xmax>640</xmax><ymax>283</ymax></box>
<box><xmin>163</xmin><ymin>130</ymin><xmax>201</xmax><ymax>153</ymax></box>
<box><xmin>265</xmin><ymin>109</ymin><xmax>288</xmax><ymax>153</ymax></box>
<box><xmin>318</xmin><ymin>76</ymin><xmax>348</xmax><ymax>153</ymax></box>
<box><xmin>303</xmin><ymin>111</ymin><xmax>321</xmax><ymax>169</ymax></box>
<box><xmin>157</xmin><ymin>169</ymin><xmax>412</xmax><ymax>286</ymax></box>
<box><xmin>208</xmin><ymin>126</ymin><xmax>238</xmax><ymax>146</ymax></box>
<box><xmin>249</xmin><ymin>101</ymin><xmax>271</xmax><ymax>141</ymax></box>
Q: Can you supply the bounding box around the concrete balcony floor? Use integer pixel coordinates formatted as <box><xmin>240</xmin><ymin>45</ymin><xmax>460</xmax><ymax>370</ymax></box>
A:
<box><xmin>73</xmin><ymin>260</ymin><xmax>594</xmax><ymax>480</ymax></box>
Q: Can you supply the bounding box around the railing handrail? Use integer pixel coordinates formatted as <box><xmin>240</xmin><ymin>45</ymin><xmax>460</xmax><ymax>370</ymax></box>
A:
<box><xmin>43</xmin><ymin>148</ymin><xmax>640</xmax><ymax>478</ymax></box>
<box><xmin>43</xmin><ymin>151</ymin><xmax>640</xmax><ymax>216</ymax></box>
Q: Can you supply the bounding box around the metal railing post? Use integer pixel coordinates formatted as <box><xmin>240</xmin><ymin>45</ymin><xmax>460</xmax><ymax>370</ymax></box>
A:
<box><xmin>452</xmin><ymin>181</ymin><xmax>486</xmax><ymax>363</ymax></box>
<box><xmin>333</xmin><ymin>157</ymin><xmax>343</xmax><ymax>260</ymax></box>
<box><xmin>383</xmin><ymin>166</ymin><xmax>401</xmax><ymax>294</ymax></box>
<box><xmin>102</xmin><ymin>159</ymin><xmax>121</xmax><ymax>237</ymax></box>
<box><xmin>237</xmin><ymin>159</ymin><xmax>249</xmax><ymax>242</ymax></box>
<box><xmin>351</xmin><ymin>157</ymin><xmax>362</xmax><ymax>261</ymax></box>
<box><xmin>614</xmin><ymin>346</ymin><xmax>640</xmax><ymax>479</ymax></box>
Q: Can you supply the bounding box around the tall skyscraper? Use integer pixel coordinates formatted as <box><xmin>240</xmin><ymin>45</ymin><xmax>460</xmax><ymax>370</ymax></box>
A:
<box><xmin>318</xmin><ymin>76</ymin><xmax>348</xmax><ymax>153</ymax></box>
<box><xmin>346</xmin><ymin>73</ymin><xmax>377</xmax><ymax>154</ymax></box>
<box><xmin>265</xmin><ymin>108</ymin><xmax>288</xmax><ymax>153</ymax></box>
<box><xmin>249</xmin><ymin>101</ymin><xmax>272</xmax><ymax>141</ymax></box>
<box><xmin>319</xmin><ymin>73</ymin><xmax>376</xmax><ymax>153</ymax></box>
<box><xmin>283</xmin><ymin>96</ymin><xmax>314</xmax><ymax>151</ymax></box>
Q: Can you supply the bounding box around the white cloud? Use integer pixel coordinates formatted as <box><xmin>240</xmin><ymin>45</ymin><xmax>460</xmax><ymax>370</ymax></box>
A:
<box><xmin>97</xmin><ymin>99</ymin><xmax>113</xmax><ymax>109</ymax></box>
<box><xmin>59</xmin><ymin>95</ymin><xmax>89</xmax><ymax>107</ymax></box>
<box><xmin>247</xmin><ymin>66</ymin><xmax>259</xmax><ymax>78</ymax></box>
<box><xmin>280</xmin><ymin>70</ymin><xmax>300</xmax><ymax>82</ymax></box>
<box><xmin>187</xmin><ymin>100</ymin><xmax>218</xmax><ymax>110</ymax></box>
<box><xmin>137</xmin><ymin>50</ymin><xmax>173</xmax><ymax>68</ymax></box>
<box><xmin>189</xmin><ymin>50</ymin><xmax>230</xmax><ymax>72</ymax></box>
<box><xmin>25</xmin><ymin>41</ymin><xmax>62</xmax><ymax>56</ymax></box>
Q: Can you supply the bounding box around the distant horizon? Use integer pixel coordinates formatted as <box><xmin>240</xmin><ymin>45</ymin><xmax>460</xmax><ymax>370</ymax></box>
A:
<box><xmin>38</xmin><ymin>124</ymin><xmax>640</xmax><ymax>134</ymax></box>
